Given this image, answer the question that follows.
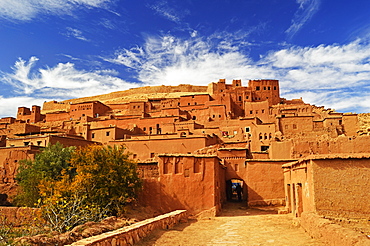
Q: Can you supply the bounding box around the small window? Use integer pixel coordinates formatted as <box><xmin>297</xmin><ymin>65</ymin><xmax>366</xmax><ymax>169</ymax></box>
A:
<box><xmin>150</xmin><ymin>153</ymin><xmax>155</xmax><ymax>158</ymax></box>
<box><xmin>274</xmin><ymin>86</ymin><xmax>277</xmax><ymax>90</ymax></box>
<box><xmin>245</xmin><ymin>127</ymin><xmax>250</xmax><ymax>132</ymax></box>
<box><xmin>192</xmin><ymin>116</ymin><xmax>196</xmax><ymax>120</ymax></box>
<box><xmin>250</xmin><ymin>110</ymin><xmax>253</xmax><ymax>114</ymax></box>
<box><xmin>263</xmin><ymin>87</ymin><xmax>266</xmax><ymax>90</ymax></box>
<box><xmin>256</xmin><ymin>86</ymin><xmax>260</xmax><ymax>90</ymax></box>
<box><xmin>239</xmin><ymin>96</ymin><xmax>242</xmax><ymax>101</ymax></box>
<box><xmin>261</xmin><ymin>146</ymin><xmax>269</xmax><ymax>151</ymax></box>
<box><xmin>143</xmin><ymin>127</ymin><xmax>146</xmax><ymax>131</ymax></box>
<box><xmin>92</xmin><ymin>133</ymin><xmax>95</xmax><ymax>139</ymax></box>
<box><xmin>246</xmin><ymin>96</ymin><xmax>249</xmax><ymax>99</ymax></box>
<box><xmin>133</xmin><ymin>154</ymin><xmax>137</xmax><ymax>159</ymax></box>
<box><xmin>268</xmin><ymin>86</ymin><xmax>271</xmax><ymax>90</ymax></box>
<box><xmin>106</xmin><ymin>131</ymin><xmax>110</xmax><ymax>136</ymax></box>
<box><xmin>262</xmin><ymin>110</ymin><xmax>265</xmax><ymax>113</ymax></box>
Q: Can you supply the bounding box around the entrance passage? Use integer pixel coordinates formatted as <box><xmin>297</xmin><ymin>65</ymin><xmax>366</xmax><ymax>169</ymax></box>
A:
<box><xmin>226</xmin><ymin>179</ymin><xmax>246</xmax><ymax>202</ymax></box>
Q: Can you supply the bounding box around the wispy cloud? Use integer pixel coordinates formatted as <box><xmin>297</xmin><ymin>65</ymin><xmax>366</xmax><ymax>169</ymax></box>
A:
<box><xmin>65</xmin><ymin>27</ymin><xmax>90</xmax><ymax>41</ymax></box>
<box><xmin>0</xmin><ymin>56</ymin><xmax>137</xmax><ymax>100</ymax></box>
<box><xmin>148</xmin><ymin>0</ymin><xmax>189</xmax><ymax>23</ymax></box>
<box><xmin>0</xmin><ymin>0</ymin><xmax>113</xmax><ymax>21</ymax></box>
<box><xmin>285</xmin><ymin>0</ymin><xmax>320</xmax><ymax>40</ymax></box>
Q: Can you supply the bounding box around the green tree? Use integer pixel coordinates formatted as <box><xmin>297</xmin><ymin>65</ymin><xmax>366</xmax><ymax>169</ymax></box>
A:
<box><xmin>15</xmin><ymin>143</ymin><xmax>141</xmax><ymax>232</ymax></box>
<box><xmin>14</xmin><ymin>142</ymin><xmax>75</xmax><ymax>207</ymax></box>
<box><xmin>69</xmin><ymin>145</ymin><xmax>142</xmax><ymax>215</ymax></box>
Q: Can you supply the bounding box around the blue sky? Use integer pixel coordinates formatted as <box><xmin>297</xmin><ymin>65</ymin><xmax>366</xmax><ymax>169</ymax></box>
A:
<box><xmin>0</xmin><ymin>0</ymin><xmax>370</xmax><ymax>117</ymax></box>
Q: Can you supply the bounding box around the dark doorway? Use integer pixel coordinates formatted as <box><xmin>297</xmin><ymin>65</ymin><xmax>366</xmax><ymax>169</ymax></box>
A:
<box><xmin>226</xmin><ymin>178</ymin><xmax>247</xmax><ymax>203</ymax></box>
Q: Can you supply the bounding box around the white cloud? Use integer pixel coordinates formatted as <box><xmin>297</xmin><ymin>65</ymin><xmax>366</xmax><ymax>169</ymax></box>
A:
<box><xmin>2</xmin><ymin>33</ymin><xmax>370</xmax><ymax>118</ymax></box>
<box><xmin>286</xmin><ymin>0</ymin><xmax>320</xmax><ymax>40</ymax></box>
<box><xmin>105</xmin><ymin>34</ymin><xmax>370</xmax><ymax>113</ymax></box>
<box><xmin>0</xmin><ymin>0</ymin><xmax>112</xmax><ymax>21</ymax></box>
<box><xmin>149</xmin><ymin>0</ymin><xmax>189</xmax><ymax>23</ymax></box>
<box><xmin>65</xmin><ymin>27</ymin><xmax>89</xmax><ymax>41</ymax></box>
<box><xmin>0</xmin><ymin>57</ymin><xmax>138</xmax><ymax>101</ymax></box>
<box><xmin>0</xmin><ymin>96</ymin><xmax>46</xmax><ymax>117</ymax></box>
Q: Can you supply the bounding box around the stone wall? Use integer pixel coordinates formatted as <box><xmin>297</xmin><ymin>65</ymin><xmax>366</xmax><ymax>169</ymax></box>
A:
<box><xmin>68</xmin><ymin>210</ymin><xmax>187</xmax><ymax>246</ymax></box>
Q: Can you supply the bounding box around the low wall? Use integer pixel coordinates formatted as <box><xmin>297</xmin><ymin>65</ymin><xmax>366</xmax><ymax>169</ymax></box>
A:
<box><xmin>68</xmin><ymin>210</ymin><xmax>187</xmax><ymax>246</ymax></box>
<box><xmin>299</xmin><ymin>212</ymin><xmax>370</xmax><ymax>246</ymax></box>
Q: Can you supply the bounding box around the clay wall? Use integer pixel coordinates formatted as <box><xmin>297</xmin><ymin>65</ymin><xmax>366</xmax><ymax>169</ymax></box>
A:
<box><xmin>7</xmin><ymin>135</ymin><xmax>96</xmax><ymax>148</ymax></box>
<box><xmin>16</xmin><ymin>106</ymin><xmax>43</xmax><ymax>123</ymax></box>
<box><xmin>271</xmin><ymin>104</ymin><xmax>312</xmax><ymax>118</ymax></box>
<box><xmin>312</xmin><ymin>158</ymin><xmax>370</xmax><ymax>219</ymax></box>
<box><xmin>244</xmin><ymin>101</ymin><xmax>270</xmax><ymax>123</ymax></box>
<box><xmin>269</xmin><ymin>140</ymin><xmax>293</xmax><ymax>159</ymax></box>
<box><xmin>152</xmin><ymin>108</ymin><xmax>181</xmax><ymax>118</ymax></box>
<box><xmin>248</xmin><ymin>80</ymin><xmax>280</xmax><ymax>106</ymax></box>
<box><xmin>88</xmin><ymin>116</ymin><xmax>180</xmax><ymax>135</ymax></box>
<box><xmin>245</xmin><ymin>160</ymin><xmax>286</xmax><ymax>206</ymax></box>
<box><xmin>42</xmin><ymin>101</ymin><xmax>70</xmax><ymax>114</ymax></box>
<box><xmin>109</xmin><ymin>136</ymin><xmax>216</xmax><ymax>161</ymax></box>
<box><xmin>290</xmin><ymin>135</ymin><xmax>370</xmax><ymax>159</ymax></box>
<box><xmin>278</xmin><ymin>116</ymin><xmax>314</xmax><ymax>137</ymax></box>
<box><xmin>88</xmin><ymin>127</ymin><xmax>128</xmax><ymax>144</ymax></box>
<box><xmin>179</xmin><ymin>94</ymin><xmax>210</xmax><ymax>107</ymax></box>
<box><xmin>45</xmin><ymin>111</ymin><xmax>70</xmax><ymax>122</ymax></box>
<box><xmin>127</xmin><ymin>101</ymin><xmax>146</xmax><ymax>116</ymax></box>
<box><xmin>138</xmin><ymin>155</ymin><xmax>225</xmax><ymax>215</ymax></box>
<box><xmin>70</xmin><ymin>101</ymin><xmax>110</xmax><ymax>120</ymax></box>
<box><xmin>0</xmin><ymin>146</ymin><xmax>41</xmax><ymax>201</ymax></box>
<box><xmin>8</xmin><ymin>123</ymin><xmax>41</xmax><ymax>135</ymax></box>
<box><xmin>283</xmin><ymin>160</ymin><xmax>315</xmax><ymax>217</ymax></box>
<box><xmin>0</xmin><ymin>117</ymin><xmax>15</xmax><ymax>124</ymax></box>
<box><xmin>284</xmin><ymin>156</ymin><xmax>370</xmax><ymax>220</ymax></box>
<box><xmin>342</xmin><ymin>114</ymin><xmax>358</xmax><ymax>136</ymax></box>
<box><xmin>160</xmin><ymin>98</ymin><xmax>180</xmax><ymax>109</ymax></box>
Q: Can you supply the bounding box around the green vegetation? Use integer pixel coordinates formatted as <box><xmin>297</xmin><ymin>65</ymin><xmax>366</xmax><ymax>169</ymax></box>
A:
<box><xmin>14</xmin><ymin>143</ymin><xmax>141</xmax><ymax>233</ymax></box>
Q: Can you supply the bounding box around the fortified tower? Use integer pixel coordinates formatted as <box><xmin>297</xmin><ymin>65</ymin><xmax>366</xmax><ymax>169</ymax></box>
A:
<box><xmin>248</xmin><ymin>80</ymin><xmax>280</xmax><ymax>106</ymax></box>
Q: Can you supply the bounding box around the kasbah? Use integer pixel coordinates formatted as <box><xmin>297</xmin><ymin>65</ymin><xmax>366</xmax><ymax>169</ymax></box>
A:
<box><xmin>1</xmin><ymin>78</ymin><xmax>370</xmax><ymax>223</ymax></box>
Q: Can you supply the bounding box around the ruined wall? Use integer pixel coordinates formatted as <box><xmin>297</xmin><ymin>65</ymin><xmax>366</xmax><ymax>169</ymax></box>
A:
<box><xmin>0</xmin><ymin>146</ymin><xmax>41</xmax><ymax>202</ymax></box>
<box><xmin>290</xmin><ymin>135</ymin><xmax>370</xmax><ymax>159</ymax></box>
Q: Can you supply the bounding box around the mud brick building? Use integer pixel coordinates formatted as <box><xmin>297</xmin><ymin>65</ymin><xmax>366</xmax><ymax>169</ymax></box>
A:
<box><xmin>0</xmin><ymin>78</ymin><xmax>369</xmax><ymax>219</ymax></box>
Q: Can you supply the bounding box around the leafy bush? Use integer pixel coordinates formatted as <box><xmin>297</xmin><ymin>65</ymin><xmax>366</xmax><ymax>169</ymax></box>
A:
<box><xmin>15</xmin><ymin>143</ymin><xmax>141</xmax><ymax>232</ymax></box>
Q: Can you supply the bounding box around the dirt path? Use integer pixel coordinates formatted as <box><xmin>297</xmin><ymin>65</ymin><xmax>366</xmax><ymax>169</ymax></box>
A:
<box><xmin>136</xmin><ymin>202</ymin><xmax>324</xmax><ymax>246</ymax></box>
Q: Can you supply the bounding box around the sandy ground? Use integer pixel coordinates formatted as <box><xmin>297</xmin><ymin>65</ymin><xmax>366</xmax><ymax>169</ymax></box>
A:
<box><xmin>136</xmin><ymin>202</ymin><xmax>325</xmax><ymax>246</ymax></box>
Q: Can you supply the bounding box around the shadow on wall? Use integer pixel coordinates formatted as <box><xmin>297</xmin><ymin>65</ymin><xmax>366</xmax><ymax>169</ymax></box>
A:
<box><xmin>138</xmin><ymin>179</ymin><xmax>185</xmax><ymax>215</ymax></box>
<box><xmin>247</xmin><ymin>186</ymin><xmax>285</xmax><ymax>207</ymax></box>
